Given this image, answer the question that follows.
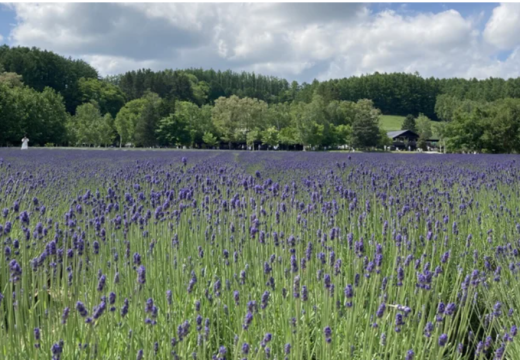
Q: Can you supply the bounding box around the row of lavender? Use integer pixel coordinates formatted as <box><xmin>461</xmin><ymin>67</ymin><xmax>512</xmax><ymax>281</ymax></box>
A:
<box><xmin>0</xmin><ymin>149</ymin><xmax>519</xmax><ymax>360</ymax></box>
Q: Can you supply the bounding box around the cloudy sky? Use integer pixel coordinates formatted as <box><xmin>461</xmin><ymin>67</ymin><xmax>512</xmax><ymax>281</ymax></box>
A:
<box><xmin>1</xmin><ymin>2</ymin><xmax>519</xmax><ymax>82</ymax></box>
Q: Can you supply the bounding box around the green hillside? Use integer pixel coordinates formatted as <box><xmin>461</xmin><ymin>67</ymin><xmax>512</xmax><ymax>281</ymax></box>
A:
<box><xmin>379</xmin><ymin>115</ymin><xmax>405</xmax><ymax>131</ymax></box>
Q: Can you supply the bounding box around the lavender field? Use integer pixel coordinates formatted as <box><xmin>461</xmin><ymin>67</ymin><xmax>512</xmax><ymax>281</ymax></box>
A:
<box><xmin>1</xmin><ymin>149</ymin><xmax>520</xmax><ymax>360</ymax></box>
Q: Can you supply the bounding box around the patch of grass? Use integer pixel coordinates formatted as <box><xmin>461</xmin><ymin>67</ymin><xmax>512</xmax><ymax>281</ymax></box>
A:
<box><xmin>379</xmin><ymin>115</ymin><xmax>405</xmax><ymax>131</ymax></box>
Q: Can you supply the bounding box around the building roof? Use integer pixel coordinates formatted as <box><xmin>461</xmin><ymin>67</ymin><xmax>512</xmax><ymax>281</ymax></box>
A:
<box><xmin>387</xmin><ymin>130</ymin><xmax>419</xmax><ymax>139</ymax></box>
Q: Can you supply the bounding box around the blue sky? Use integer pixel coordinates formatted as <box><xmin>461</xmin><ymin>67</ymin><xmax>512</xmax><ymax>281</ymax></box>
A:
<box><xmin>0</xmin><ymin>5</ymin><xmax>15</xmax><ymax>43</ymax></box>
<box><xmin>378</xmin><ymin>3</ymin><xmax>497</xmax><ymax>17</ymax></box>
<box><xmin>1</xmin><ymin>3</ymin><xmax>519</xmax><ymax>81</ymax></box>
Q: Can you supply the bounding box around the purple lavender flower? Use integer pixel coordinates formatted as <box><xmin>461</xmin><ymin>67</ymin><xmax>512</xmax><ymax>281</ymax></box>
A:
<box><xmin>133</xmin><ymin>252</ymin><xmax>141</xmax><ymax>265</ymax></box>
<box><xmin>324</xmin><ymin>326</ymin><xmax>332</xmax><ymax>343</ymax></box>
<box><xmin>290</xmin><ymin>255</ymin><xmax>298</xmax><ymax>272</ymax></box>
<box><xmin>19</xmin><ymin>211</ymin><xmax>30</xmax><ymax>225</ymax></box>
<box><xmin>188</xmin><ymin>274</ymin><xmax>197</xmax><ymax>293</ymax></box>
<box><xmin>475</xmin><ymin>341</ymin><xmax>484</xmax><ymax>356</ymax></box>
<box><xmin>242</xmin><ymin>343</ymin><xmax>250</xmax><ymax>355</ymax></box>
<box><xmin>218</xmin><ymin>346</ymin><xmax>227</xmax><ymax>359</ymax></box>
<box><xmin>344</xmin><ymin>284</ymin><xmax>353</xmax><ymax>307</ymax></box>
<box><xmin>493</xmin><ymin>302</ymin><xmax>502</xmax><ymax>316</ymax></box>
<box><xmin>9</xmin><ymin>259</ymin><xmax>22</xmax><ymax>282</ymax></box>
<box><xmin>445</xmin><ymin>303</ymin><xmax>456</xmax><ymax>316</ymax></box>
<box><xmin>51</xmin><ymin>342</ymin><xmax>63</xmax><ymax>360</ymax></box>
<box><xmin>495</xmin><ymin>344</ymin><xmax>505</xmax><ymax>359</ymax></box>
<box><xmin>437</xmin><ymin>302</ymin><xmax>445</xmax><ymax>315</ymax></box>
<box><xmin>93</xmin><ymin>301</ymin><xmax>106</xmax><ymax>319</ymax></box>
<box><xmin>121</xmin><ymin>299</ymin><xmax>129</xmax><ymax>317</ymax></box>
<box><xmin>293</xmin><ymin>276</ymin><xmax>300</xmax><ymax>298</ymax></box>
<box><xmin>397</xmin><ymin>266</ymin><xmax>404</xmax><ymax>286</ymax></box>
<box><xmin>213</xmin><ymin>279</ymin><xmax>221</xmax><ymax>297</ymax></box>
<box><xmin>108</xmin><ymin>292</ymin><xmax>116</xmax><ymax>305</ymax></box>
<box><xmin>243</xmin><ymin>312</ymin><xmax>253</xmax><ymax>330</ymax></box>
<box><xmin>97</xmin><ymin>275</ymin><xmax>106</xmax><ymax>292</ymax></box>
<box><xmin>61</xmin><ymin>307</ymin><xmax>70</xmax><ymax>324</ymax></box>
<box><xmin>376</xmin><ymin>303</ymin><xmax>386</xmax><ymax>318</ymax></box>
<box><xmin>137</xmin><ymin>265</ymin><xmax>146</xmax><ymax>284</ymax></box>
<box><xmin>145</xmin><ymin>298</ymin><xmax>154</xmax><ymax>313</ymax></box>
<box><xmin>485</xmin><ymin>336</ymin><xmax>493</xmax><ymax>349</ymax></box>
<box><xmin>424</xmin><ymin>322</ymin><xmax>434</xmax><ymax>338</ymax></box>
<box><xmin>261</xmin><ymin>291</ymin><xmax>270</xmax><ymax>309</ymax></box>
<box><xmin>247</xmin><ymin>300</ymin><xmax>257</xmax><ymax>314</ymax></box>
<box><xmin>301</xmin><ymin>285</ymin><xmax>308</xmax><ymax>301</ymax></box>
<box><xmin>438</xmin><ymin>334</ymin><xmax>448</xmax><ymax>347</ymax></box>
<box><xmin>405</xmin><ymin>350</ymin><xmax>414</xmax><ymax>360</ymax></box>
<box><xmin>34</xmin><ymin>328</ymin><xmax>41</xmax><ymax>341</ymax></box>
<box><xmin>76</xmin><ymin>301</ymin><xmax>88</xmax><ymax>317</ymax></box>
<box><xmin>395</xmin><ymin>313</ymin><xmax>404</xmax><ymax>327</ymax></box>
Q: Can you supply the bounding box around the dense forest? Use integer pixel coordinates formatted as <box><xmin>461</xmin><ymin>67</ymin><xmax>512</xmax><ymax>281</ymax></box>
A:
<box><xmin>2</xmin><ymin>45</ymin><xmax>520</xmax><ymax>152</ymax></box>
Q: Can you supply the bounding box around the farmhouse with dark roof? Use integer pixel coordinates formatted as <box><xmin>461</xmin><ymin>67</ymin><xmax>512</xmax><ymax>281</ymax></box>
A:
<box><xmin>387</xmin><ymin>130</ymin><xmax>419</xmax><ymax>150</ymax></box>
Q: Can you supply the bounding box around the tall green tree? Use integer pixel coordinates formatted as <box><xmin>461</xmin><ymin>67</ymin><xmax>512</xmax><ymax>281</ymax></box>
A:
<box><xmin>291</xmin><ymin>101</ymin><xmax>324</xmax><ymax>150</ymax></box>
<box><xmin>350</xmin><ymin>99</ymin><xmax>381</xmax><ymax>149</ymax></box>
<box><xmin>416</xmin><ymin>113</ymin><xmax>433</xmax><ymax>149</ymax></box>
<box><xmin>480</xmin><ymin>99</ymin><xmax>520</xmax><ymax>153</ymax></box>
<box><xmin>416</xmin><ymin>114</ymin><xmax>432</xmax><ymax>139</ymax></box>
<box><xmin>211</xmin><ymin>95</ymin><xmax>268</xmax><ymax>147</ymax></box>
<box><xmin>172</xmin><ymin>101</ymin><xmax>214</xmax><ymax>147</ymax></box>
<box><xmin>78</xmin><ymin>78</ymin><xmax>126</xmax><ymax>118</ymax></box>
<box><xmin>202</xmin><ymin>132</ymin><xmax>219</xmax><ymax>148</ymax></box>
<box><xmin>261</xmin><ymin>127</ymin><xmax>279</xmax><ymax>148</ymax></box>
<box><xmin>156</xmin><ymin>113</ymin><xmax>191</xmax><ymax>146</ymax></box>
<box><xmin>0</xmin><ymin>83</ymin><xmax>68</xmax><ymax>146</ymax></box>
<box><xmin>68</xmin><ymin>102</ymin><xmax>113</xmax><ymax>146</ymax></box>
<box><xmin>278</xmin><ymin>127</ymin><xmax>298</xmax><ymax>148</ymax></box>
<box><xmin>0</xmin><ymin>71</ymin><xmax>23</xmax><ymax>88</ymax></box>
<box><xmin>134</xmin><ymin>93</ymin><xmax>162</xmax><ymax>147</ymax></box>
<box><xmin>114</xmin><ymin>98</ymin><xmax>147</xmax><ymax>147</ymax></box>
<box><xmin>401</xmin><ymin>114</ymin><xmax>417</xmax><ymax>132</ymax></box>
<box><xmin>445</xmin><ymin>108</ymin><xmax>485</xmax><ymax>152</ymax></box>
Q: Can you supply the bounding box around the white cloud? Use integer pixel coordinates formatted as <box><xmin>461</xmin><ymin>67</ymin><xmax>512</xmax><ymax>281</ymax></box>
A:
<box><xmin>315</xmin><ymin>9</ymin><xmax>481</xmax><ymax>80</ymax></box>
<box><xmin>484</xmin><ymin>3</ymin><xmax>520</xmax><ymax>50</ymax></box>
<box><xmin>7</xmin><ymin>3</ymin><xmax>520</xmax><ymax>81</ymax></box>
<box><xmin>0</xmin><ymin>34</ymin><xmax>3</xmax><ymax>43</ymax></box>
<box><xmin>81</xmin><ymin>55</ymin><xmax>161</xmax><ymax>76</ymax></box>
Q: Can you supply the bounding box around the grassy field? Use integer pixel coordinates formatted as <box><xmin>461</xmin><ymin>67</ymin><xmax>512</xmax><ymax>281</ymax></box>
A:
<box><xmin>379</xmin><ymin>115</ymin><xmax>406</xmax><ymax>131</ymax></box>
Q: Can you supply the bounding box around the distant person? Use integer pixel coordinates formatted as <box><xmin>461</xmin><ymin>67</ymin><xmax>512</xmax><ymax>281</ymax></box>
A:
<box><xmin>21</xmin><ymin>135</ymin><xmax>29</xmax><ymax>150</ymax></box>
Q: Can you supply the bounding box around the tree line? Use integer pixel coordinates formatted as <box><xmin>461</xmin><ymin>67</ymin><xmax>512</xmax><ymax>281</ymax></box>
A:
<box><xmin>2</xmin><ymin>45</ymin><xmax>520</xmax><ymax>152</ymax></box>
<box><xmin>435</xmin><ymin>96</ymin><xmax>520</xmax><ymax>153</ymax></box>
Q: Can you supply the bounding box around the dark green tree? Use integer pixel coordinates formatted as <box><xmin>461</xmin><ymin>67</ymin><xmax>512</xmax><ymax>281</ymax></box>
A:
<box><xmin>134</xmin><ymin>99</ymin><xmax>161</xmax><ymax>147</ymax></box>
<box><xmin>0</xmin><ymin>45</ymin><xmax>98</xmax><ymax>113</ymax></box>
<box><xmin>78</xmin><ymin>78</ymin><xmax>126</xmax><ymax>118</ymax></box>
<box><xmin>350</xmin><ymin>99</ymin><xmax>381</xmax><ymax>149</ymax></box>
<box><xmin>401</xmin><ymin>114</ymin><xmax>417</xmax><ymax>132</ymax></box>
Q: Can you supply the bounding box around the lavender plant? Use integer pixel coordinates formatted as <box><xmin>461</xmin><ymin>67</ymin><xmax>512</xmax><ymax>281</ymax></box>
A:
<box><xmin>0</xmin><ymin>148</ymin><xmax>519</xmax><ymax>359</ymax></box>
